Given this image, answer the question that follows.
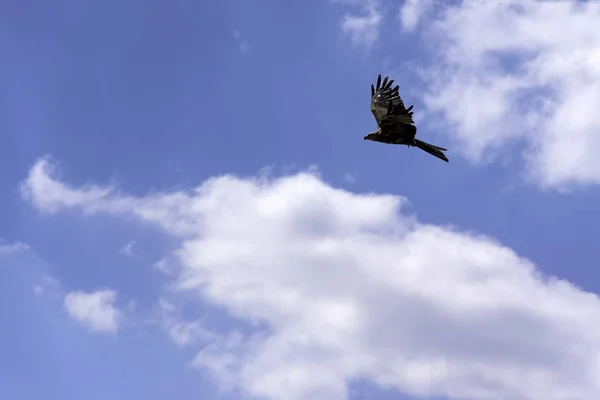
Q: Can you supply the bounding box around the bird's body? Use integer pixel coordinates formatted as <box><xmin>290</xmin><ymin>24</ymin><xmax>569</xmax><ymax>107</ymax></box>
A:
<box><xmin>365</xmin><ymin>74</ymin><xmax>449</xmax><ymax>162</ymax></box>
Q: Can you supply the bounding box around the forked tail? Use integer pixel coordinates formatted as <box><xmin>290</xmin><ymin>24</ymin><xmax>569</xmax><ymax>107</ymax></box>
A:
<box><xmin>414</xmin><ymin>139</ymin><xmax>449</xmax><ymax>162</ymax></box>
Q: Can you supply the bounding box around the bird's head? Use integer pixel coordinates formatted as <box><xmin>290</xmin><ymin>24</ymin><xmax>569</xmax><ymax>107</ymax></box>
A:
<box><xmin>364</xmin><ymin>129</ymin><xmax>380</xmax><ymax>141</ymax></box>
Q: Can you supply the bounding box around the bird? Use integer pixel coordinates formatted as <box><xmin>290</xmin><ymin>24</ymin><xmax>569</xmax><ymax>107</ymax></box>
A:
<box><xmin>364</xmin><ymin>74</ymin><xmax>449</xmax><ymax>162</ymax></box>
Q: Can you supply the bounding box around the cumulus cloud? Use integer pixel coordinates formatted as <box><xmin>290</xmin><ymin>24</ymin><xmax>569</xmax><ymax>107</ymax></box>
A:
<box><xmin>64</xmin><ymin>289</ymin><xmax>121</xmax><ymax>334</ymax></box>
<box><xmin>417</xmin><ymin>0</ymin><xmax>600</xmax><ymax>190</ymax></box>
<box><xmin>22</xmin><ymin>158</ymin><xmax>600</xmax><ymax>400</ymax></box>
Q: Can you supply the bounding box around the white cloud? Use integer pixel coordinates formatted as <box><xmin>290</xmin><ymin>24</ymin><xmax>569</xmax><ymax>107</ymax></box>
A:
<box><xmin>153</xmin><ymin>257</ymin><xmax>178</xmax><ymax>275</ymax></box>
<box><xmin>399</xmin><ymin>0</ymin><xmax>433</xmax><ymax>32</ymax></box>
<box><xmin>33</xmin><ymin>285</ymin><xmax>45</xmax><ymax>296</ymax></box>
<box><xmin>156</xmin><ymin>298</ymin><xmax>215</xmax><ymax>347</ymax></box>
<box><xmin>20</xmin><ymin>157</ymin><xmax>113</xmax><ymax>212</ymax></box>
<box><xmin>336</xmin><ymin>0</ymin><xmax>382</xmax><ymax>48</ymax></box>
<box><xmin>0</xmin><ymin>241</ymin><xmax>30</xmax><ymax>254</ymax></box>
<box><xmin>33</xmin><ymin>274</ymin><xmax>62</xmax><ymax>298</ymax></box>
<box><xmin>20</xmin><ymin>159</ymin><xmax>197</xmax><ymax>235</ymax></box>
<box><xmin>232</xmin><ymin>30</ymin><xmax>252</xmax><ymax>55</ymax></box>
<box><xmin>343</xmin><ymin>173</ymin><xmax>356</xmax><ymax>185</ymax></box>
<box><xmin>42</xmin><ymin>274</ymin><xmax>60</xmax><ymax>287</ymax></box>
<box><xmin>22</xmin><ymin>158</ymin><xmax>600</xmax><ymax>400</ymax></box>
<box><xmin>64</xmin><ymin>289</ymin><xmax>121</xmax><ymax>334</ymax></box>
<box><xmin>120</xmin><ymin>240</ymin><xmax>136</xmax><ymax>257</ymax></box>
<box><xmin>418</xmin><ymin>0</ymin><xmax>600</xmax><ymax>190</ymax></box>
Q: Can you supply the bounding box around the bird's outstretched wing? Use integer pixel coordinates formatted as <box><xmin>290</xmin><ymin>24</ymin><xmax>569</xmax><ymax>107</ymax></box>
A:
<box><xmin>370</xmin><ymin>74</ymin><xmax>414</xmax><ymax>126</ymax></box>
<box><xmin>379</xmin><ymin>97</ymin><xmax>416</xmax><ymax>132</ymax></box>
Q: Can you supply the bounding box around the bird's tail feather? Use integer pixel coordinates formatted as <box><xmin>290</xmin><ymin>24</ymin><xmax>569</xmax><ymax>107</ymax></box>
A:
<box><xmin>414</xmin><ymin>139</ymin><xmax>449</xmax><ymax>162</ymax></box>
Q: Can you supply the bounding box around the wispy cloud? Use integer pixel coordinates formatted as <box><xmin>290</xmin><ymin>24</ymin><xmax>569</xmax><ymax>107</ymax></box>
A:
<box><xmin>153</xmin><ymin>257</ymin><xmax>177</xmax><ymax>275</ymax></box>
<box><xmin>33</xmin><ymin>274</ymin><xmax>62</xmax><ymax>298</ymax></box>
<box><xmin>33</xmin><ymin>285</ymin><xmax>45</xmax><ymax>296</ymax></box>
<box><xmin>119</xmin><ymin>240</ymin><xmax>137</xmax><ymax>258</ymax></box>
<box><xmin>0</xmin><ymin>241</ymin><xmax>30</xmax><ymax>254</ymax></box>
<box><xmin>343</xmin><ymin>172</ymin><xmax>356</xmax><ymax>185</ymax></box>
<box><xmin>398</xmin><ymin>0</ymin><xmax>433</xmax><ymax>32</ymax></box>
<box><xmin>336</xmin><ymin>0</ymin><xmax>381</xmax><ymax>48</ymax></box>
<box><xmin>232</xmin><ymin>30</ymin><xmax>252</xmax><ymax>55</ymax></box>
<box><xmin>155</xmin><ymin>298</ymin><xmax>214</xmax><ymax>347</ymax></box>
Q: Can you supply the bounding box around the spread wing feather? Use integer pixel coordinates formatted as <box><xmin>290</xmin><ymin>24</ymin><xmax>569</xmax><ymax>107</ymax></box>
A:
<box><xmin>379</xmin><ymin>99</ymin><xmax>415</xmax><ymax>127</ymax></box>
<box><xmin>370</xmin><ymin>74</ymin><xmax>414</xmax><ymax>126</ymax></box>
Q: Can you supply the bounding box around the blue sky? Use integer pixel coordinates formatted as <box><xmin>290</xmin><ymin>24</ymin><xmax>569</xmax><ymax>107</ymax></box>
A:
<box><xmin>3</xmin><ymin>1</ymin><xmax>600</xmax><ymax>400</ymax></box>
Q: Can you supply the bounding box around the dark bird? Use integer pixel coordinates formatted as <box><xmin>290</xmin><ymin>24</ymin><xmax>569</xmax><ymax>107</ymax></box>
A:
<box><xmin>364</xmin><ymin>74</ymin><xmax>449</xmax><ymax>162</ymax></box>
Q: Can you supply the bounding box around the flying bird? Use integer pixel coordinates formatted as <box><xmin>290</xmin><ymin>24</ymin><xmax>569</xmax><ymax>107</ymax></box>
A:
<box><xmin>365</xmin><ymin>74</ymin><xmax>449</xmax><ymax>162</ymax></box>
